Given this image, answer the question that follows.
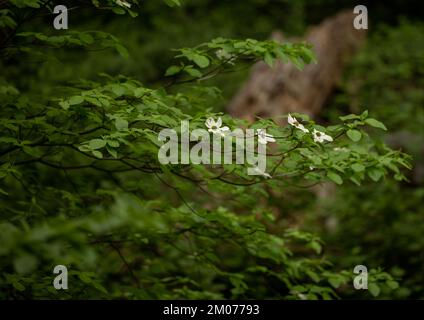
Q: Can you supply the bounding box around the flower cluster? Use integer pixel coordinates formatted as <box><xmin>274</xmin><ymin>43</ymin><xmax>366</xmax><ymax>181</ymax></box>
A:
<box><xmin>203</xmin><ymin>115</ymin><xmax>334</xmax><ymax>179</ymax></box>
<box><xmin>257</xmin><ymin>129</ymin><xmax>276</xmax><ymax>145</ymax></box>
<box><xmin>205</xmin><ymin>117</ymin><xmax>277</xmax><ymax>145</ymax></box>
<box><xmin>205</xmin><ymin>117</ymin><xmax>230</xmax><ymax>137</ymax></box>
<box><xmin>215</xmin><ymin>49</ymin><xmax>236</xmax><ymax>65</ymax></box>
<box><xmin>288</xmin><ymin>114</ymin><xmax>333</xmax><ymax>143</ymax></box>
<box><xmin>205</xmin><ymin>117</ymin><xmax>274</xmax><ymax>178</ymax></box>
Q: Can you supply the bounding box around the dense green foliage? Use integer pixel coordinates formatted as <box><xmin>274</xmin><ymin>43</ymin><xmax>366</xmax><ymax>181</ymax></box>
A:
<box><xmin>313</xmin><ymin>20</ymin><xmax>424</xmax><ymax>299</ymax></box>
<box><xmin>0</xmin><ymin>0</ymin><xmax>421</xmax><ymax>299</ymax></box>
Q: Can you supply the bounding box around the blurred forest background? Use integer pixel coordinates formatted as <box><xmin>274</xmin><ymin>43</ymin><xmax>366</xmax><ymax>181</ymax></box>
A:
<box><xmin>0</xmin><ymin>0</ymin><xmax>423</xmax><ymax>299</ymax></box>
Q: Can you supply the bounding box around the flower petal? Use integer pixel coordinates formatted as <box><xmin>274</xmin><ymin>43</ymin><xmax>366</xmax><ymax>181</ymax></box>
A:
<box><xmin>323</xmin><ymin>134</ymin><xmax>333</xmax><ymax>142</ymax></box>
<box><xmin>216</xmin><ymin>117</ymin><xmax>222</xmax><ymax>128</ymax></box>
<box><xmin>205</xmin><ymin>118</ymin><xmax>214</xmax><ymax>128</ymax></box>
<box><xmin>298</xmin><ymin>124</ymin><xmax>309</xmax><ymax>133</ymax></box>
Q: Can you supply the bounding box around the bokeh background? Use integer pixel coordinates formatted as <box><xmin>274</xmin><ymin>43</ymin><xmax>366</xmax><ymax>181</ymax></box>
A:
<box><xmin>1</xmin><ymin>0</ymin><xmax>423</xmax><ymax>299</ymax></box>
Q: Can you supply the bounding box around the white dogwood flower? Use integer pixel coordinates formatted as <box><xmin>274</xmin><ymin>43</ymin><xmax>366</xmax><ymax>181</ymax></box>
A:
<box><xmin>287</xmin><ymin>114</ymin><xmax>309</xmax><ymax>133</ymax></box>
<box><xmin>215</xmin><ymin>49</ymin><xmax>236</xmax><ymax>65</ymax></box>
<box><xmin>116</xmin><ymin>0</ymin><xmax>131</xmax><ymax>8</ymax></box>
<box><xmin>298</xmin><ymin>293</ymin><xmax>308</xmax><ymax>300</ymax></box>
<box><xmin>205</xmin><ymin>117</ymin><xmax>230</xmax><ymax>137</ymax></box>
<box><xmin>257</xmin><ymin>129</ymin><xmax>276</xmax><ymax>145</ymax></box>
<box><xmin>252</xmin><ymin>166</ymin><xmax>272</xmax><ymax>179</ymax></box>
<box><xmin>312</xmin><ymin>129</ymin><xmax>333</xmax><ymax>143</ymax></box>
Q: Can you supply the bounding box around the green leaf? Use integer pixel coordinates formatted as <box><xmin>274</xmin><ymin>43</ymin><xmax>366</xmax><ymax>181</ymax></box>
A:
<box><xmin>165</xmin><ymin>65</ymin><xmax>182</xmax><ymax>76</ymax></box>
<box><xmin>164</xmin><ymin>0</ymin><xmax>181</xmax><ymax>7</ymax></box>
<box><xmin>78</xmin><ymin>273</ymin><xmax>93</xmax><ymax>284</ymax></box>
<box><xmin>111</xmin><ymin>84</ymin><xmax>126</xmax><ymax>97</ymax></box>
<box><xmin>89</xmin><ymin>139</ymin><xmax>107</xmax><ymax>150</ymax></box>
<box><xmin>107</xmin><ymin>140</ymin><xmax>120</xmax><ymax>148</ymax></box>
<box><xmin>22</xmin><ymin>146</ymin><xmax>43</xmax><ymax>158</ymax></box>
<box><xmin>309</xmin><ymin>241</ymin><xmax>322</xmax><ymax>254</ymax></box>
<box><xmin>369</xmin><ymin>283</ymin><xmax>380</xmax><ymax>297</ymax></box>
<box><xmin>340</xmin><ymin>114</ymin><xmax>360</xmax><ymax>121</ymax></box>
<box><xmin>306</xmin><ymin>270</ymin><xmax>320</xmax><ymax>283</ymax></box>
<box><xmin>290</xmin><ymin>56</ymin><xmax>305</xmax><ymax>70</ymax></box>
<box><xmin>185</xmin><ymin>67</ymin><xmax>202</xmax><ymax>78</ymax></box>
<box><xmin>386</xmin><ymin>280</ymin><xmax>399</xmax><ymax>290</ymax></box>
<box><xmin>92</xmin><ymin>150</ymin><xmax>103</xmax><ymax>159</ymax></box>
<box><xmin>112</xmin><ymin>7</ymin><xmax>126</xmax><ymax>15</ymax></box>
<box><xmin>350</xmin><ymin>176</ymin><xmax>361</xmax><ymax>186</ymax></box>
<box><xmin>127</xmin><ymin>8</ymin><xmax>138</xmax><ymax>17</ymax></box>
<box><xmin>351</xmin><ymin>163</ymin><xmax>365</xmax><ymax>173</ymax></box>
<box><xmin>59</xmin><ymin>101</ymin><xmax>69</xmax><ymax>110</ymax></box>
<box><xmin>264</xmin><ymin>52</ymin><xmax>275</xmax><ymax>67</ymax></box>
<box><xmin>115</xmin><ymin>44</ymin><xmax>129</xmax><ymax>58</ymax></box>
<box><xmin>0</xmin><ymin>137</ymin><xmax>18</xmax><ymax>144</ymax></box>
<box><xmin>69</xmin><ymin>96</ymin><xmax>84</xmax><ymax>105</ymax></box>
<box><xmin>347</xmin><ymin>129</ymin><xmax>362</xmax><ymax>142</ymax></box>
<box><xmin>79</xmin><ymin>33</ymin><xmax>94</xmax><ymax>44</ymax></box>
<box><xmin>327</xmin><ymin>171</ymin><xmax>343</xmax><ymax>185</ymax></box>
<box><xmin>84</xmin><ymin>96</ymin><xmax>102</xmax><ymax>106</ymax></box>
<box><xmin>365</xmin><ymin>118</ymin><xmax>387</xmax><ymax>131</ymax></box>
<box><xmin>134</xmin><ymin>87</ymin><xmax>147</xmax><ymax>97</ymax></box>
<box><xmin>368</xmin><ymin>168</ymin><xmax>384</xmax><ymax>182</ymax></box>
<box><xmin>12</xmin><ymin>281</ymin><xmax>25</xmax><ymax>292</ymax></box>
<box><xmin>106</xmin><ymin>146</ymin><xmax>118</xmax><ymax>158</ymax></box>
<box><xmin>328</xmin><ymin>277</ymin><xmax>342</xmax><ymax>289</ymax></box>
<box><xmin>192</xmin><ymin>54</ymin><xmax>210</xmax><ymax>68</ymax></box>
<box><xmin>115</xmin><ymin>118</ymin><xmax>128</xmax><ymax>131</ymax></box>
<box><xmin>93</xmin><ymin>282</ymin><xmax>108</xmax><ymax>294</ymax></box>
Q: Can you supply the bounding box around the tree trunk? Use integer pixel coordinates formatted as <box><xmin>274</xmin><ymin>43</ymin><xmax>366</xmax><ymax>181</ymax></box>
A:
<box><xmin>227</xmin><ymin>10</ymin><xmax>367</xmax><ymax>122</ymax></box>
